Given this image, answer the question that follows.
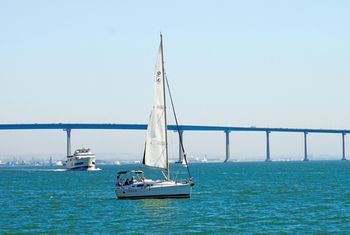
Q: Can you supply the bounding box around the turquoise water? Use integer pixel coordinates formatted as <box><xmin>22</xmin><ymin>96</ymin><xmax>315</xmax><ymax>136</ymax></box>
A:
<box><xmin>1</xmin><ymin>161</ymin><xmax>350</xmax><ymax>233</ymax></box>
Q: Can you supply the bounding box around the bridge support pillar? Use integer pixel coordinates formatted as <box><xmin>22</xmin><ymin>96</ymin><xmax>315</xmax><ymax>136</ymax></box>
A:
<box><xmin>224</xmin><ymin>130</ymin><xmax>230</xmax><ymax>162</ymax></box>
<box><xmin>303</xmin><ymin>132</ymin><xmax>309</xmax><ymax>161</ymax></box>
<box><xmin>342</xmin><ymin>133</ymin><xmax>346</xmax><ymax>160</ymax></box>
<box><xmin>176</xmin><ymin>130</ymin><xmax>184</xmax><ymax>163</ymax></box>
<box><xmin>265</xmin><ymin>131</ymin><xmax>271</xmax><ymax>162</ymax></box>
<box><xmin>66</xmin><ymin>129</ymin><xmax>71</xmax><ymax>157</ymax></box>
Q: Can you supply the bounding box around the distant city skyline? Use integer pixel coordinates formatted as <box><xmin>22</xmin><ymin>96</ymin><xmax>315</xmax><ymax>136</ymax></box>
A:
<box><xmin>1</xmin><ymin>1</ymin><xmax>349</xmax><ymax>160</ymax></box>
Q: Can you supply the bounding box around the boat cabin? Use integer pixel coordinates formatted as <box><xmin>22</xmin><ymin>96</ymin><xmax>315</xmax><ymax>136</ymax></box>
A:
<box><xmin>116</xmin><ymin>170</ymin><xmax>145</xmax><ymax>186</ymax></box>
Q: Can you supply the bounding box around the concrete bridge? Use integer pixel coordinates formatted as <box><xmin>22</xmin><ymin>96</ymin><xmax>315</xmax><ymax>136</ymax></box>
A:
<box><xmin>0</xmin><ymin>123</ymin><xmax>349</xmax><ymax>162</ymax></box>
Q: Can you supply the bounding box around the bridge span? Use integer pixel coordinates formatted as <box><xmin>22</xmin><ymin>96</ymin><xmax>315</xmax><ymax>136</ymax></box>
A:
<box><xmin>0</xmin><ymin>123</ymin><xmax>349</xmax><ymax>162</ymax></box>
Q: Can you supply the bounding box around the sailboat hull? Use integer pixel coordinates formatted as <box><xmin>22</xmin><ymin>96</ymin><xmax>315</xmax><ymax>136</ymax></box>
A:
<box><xmin>116</xmin><ymin>180</ymin><xmax>191</xmax><ymax>199</ymax></box>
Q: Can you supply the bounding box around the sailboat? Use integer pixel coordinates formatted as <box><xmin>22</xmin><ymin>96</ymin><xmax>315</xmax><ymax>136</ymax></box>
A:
<box><xmin>115</xmin><ymin>34</ymin><xmax>194</xmax><ymax>199</ymax></box>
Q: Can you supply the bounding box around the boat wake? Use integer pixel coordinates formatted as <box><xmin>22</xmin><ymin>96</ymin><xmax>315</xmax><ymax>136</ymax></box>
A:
<box><xmin>10</xmin><ymin>168</ymin><xmax>67</xmax><ymax>172</ymax></box>
<box><xmin>51</xmin><ymin>169</ymin><xmax>67</xmax><ymax>172</ymax></box>
<box><xmin>87</xmin><ymin>168</ymin><xmax>102</xmax><ymax>171</ymax></box>
<box><xmin>50</xmin><ymin>168</ymin><xmax>102</xmax><ymax>172</ymax></box>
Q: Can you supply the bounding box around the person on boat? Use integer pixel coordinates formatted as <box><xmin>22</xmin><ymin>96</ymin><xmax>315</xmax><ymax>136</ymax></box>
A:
<box><xmin>125</xmin><ymin>178</ymin><xmax>130</xmax><ymax>186</ymax></box>
<box><xmin>125</xmin><ymin>177</ymin><xmax>133</xmax><ymax>185</ymax></box>
<box><xmin>116</xmin><ymin>175</ymin><xmax>121</xmax><ymax>186</ymax></box>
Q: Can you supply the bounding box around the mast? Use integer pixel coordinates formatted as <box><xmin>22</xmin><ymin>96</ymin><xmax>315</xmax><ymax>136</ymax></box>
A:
<box><xmin>160</xmin><ymin>33</ymin><xmax>170</xmax><ymax>180</ymax></box>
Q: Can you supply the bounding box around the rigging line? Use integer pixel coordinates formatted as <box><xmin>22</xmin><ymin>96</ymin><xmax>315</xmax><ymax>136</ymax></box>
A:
<box><xmin>164</xmin><ymin>73</ymin><xmax>192</xmax><ymax>180</ymax></box>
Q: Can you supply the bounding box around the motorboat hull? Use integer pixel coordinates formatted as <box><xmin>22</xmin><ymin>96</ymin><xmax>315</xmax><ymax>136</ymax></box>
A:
<box><xmin>116</xmin><ymin>180</ymin><xmax>191</xmax><ymax>199</ymax></box>
<box><xmin>66</xmin><ymin>156</ymin><xmax>96</xmax><ymax>171</ymax></box>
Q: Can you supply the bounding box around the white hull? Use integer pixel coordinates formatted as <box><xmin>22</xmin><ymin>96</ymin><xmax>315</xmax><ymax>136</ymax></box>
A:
<box><xmin>66</xmin><ymin>156</ymin><xmax>96</xmax><ymax>171</ymax></box>
<box><xmin>116</xmin><ymin>180</ymin><xmax>191</xmax><ymax>199</ymax></box>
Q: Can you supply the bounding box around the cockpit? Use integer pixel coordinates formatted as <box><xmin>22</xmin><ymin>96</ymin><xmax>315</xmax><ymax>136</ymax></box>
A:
<box><xmin>116</xmin><ymin>170</ymin><xmax>145</xmax><ymax>186</ymax></box>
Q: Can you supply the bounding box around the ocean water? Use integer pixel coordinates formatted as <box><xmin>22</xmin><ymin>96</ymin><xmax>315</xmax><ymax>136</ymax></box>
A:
<box><xmin>1</xmin><ymin>161</ymin><xmax>350</xmax><ymax>234</ymax></box>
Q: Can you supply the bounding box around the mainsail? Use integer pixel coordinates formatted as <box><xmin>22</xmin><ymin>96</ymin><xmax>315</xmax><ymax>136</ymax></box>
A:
<box><xmin>143</xmin><ymin>35</ymin><xmax>168</xmax><ymax>171</ymax></box>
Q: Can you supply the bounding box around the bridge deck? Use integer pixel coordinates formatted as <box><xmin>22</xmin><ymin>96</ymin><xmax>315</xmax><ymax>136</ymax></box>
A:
<box><xmin>0</xmin><ymin>123</ymin><xmax>348</xmax><ymax>134</ymax></box>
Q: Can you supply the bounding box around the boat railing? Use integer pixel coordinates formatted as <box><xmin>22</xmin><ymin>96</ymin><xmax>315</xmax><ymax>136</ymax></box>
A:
<box><xmin>175</xmin><ymin>178</ymin><xmax>190</xmax><ymax>184</ymax></box>
<box><xmin>172</xmin><ymin>171</ymin><xmax>189</xmax><ymax>184</ymax></box>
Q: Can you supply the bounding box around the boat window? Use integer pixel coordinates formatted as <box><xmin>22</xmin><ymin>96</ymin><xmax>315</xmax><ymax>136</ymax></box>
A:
<box><xmin>74</xmin><ymin>162</ymin><xmax>84</xmax><ymax>166</ymax></box>
<box><xmin>137</xmin><ymin>184</ymin><xmax>144</xmax><ymax>187</ymax></box>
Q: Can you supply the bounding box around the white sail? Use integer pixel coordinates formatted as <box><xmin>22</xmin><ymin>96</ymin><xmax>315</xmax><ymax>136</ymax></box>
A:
<box><xmin>143</xmin><ymin>38</ymin><xmax>168</xmax><ymax>170</ymax></box>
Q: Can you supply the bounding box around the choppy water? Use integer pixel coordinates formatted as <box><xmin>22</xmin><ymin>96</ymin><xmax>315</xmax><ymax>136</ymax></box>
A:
<box><xmin>1</xmin><ymin>161</ymin><xmax>350</xmax><ymax>233</ymax></box>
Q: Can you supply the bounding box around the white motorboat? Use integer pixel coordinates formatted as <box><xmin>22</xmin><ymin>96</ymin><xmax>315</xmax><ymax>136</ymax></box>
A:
<box><xmin>65</xmin><ymin>148</ymin><xmax>96</xmax><ymax>170</ymax></box>
<box><xmin>116</xmin><ymin>34</ymin><xmax>194</xmax><ymax>199</ymax></box>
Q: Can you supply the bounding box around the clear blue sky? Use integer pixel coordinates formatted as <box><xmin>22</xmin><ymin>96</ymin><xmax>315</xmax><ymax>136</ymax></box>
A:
<box><xmin>0</xmin><ymin>0</ymin><xmax>349</xmax><ymax>161</ymax></box>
